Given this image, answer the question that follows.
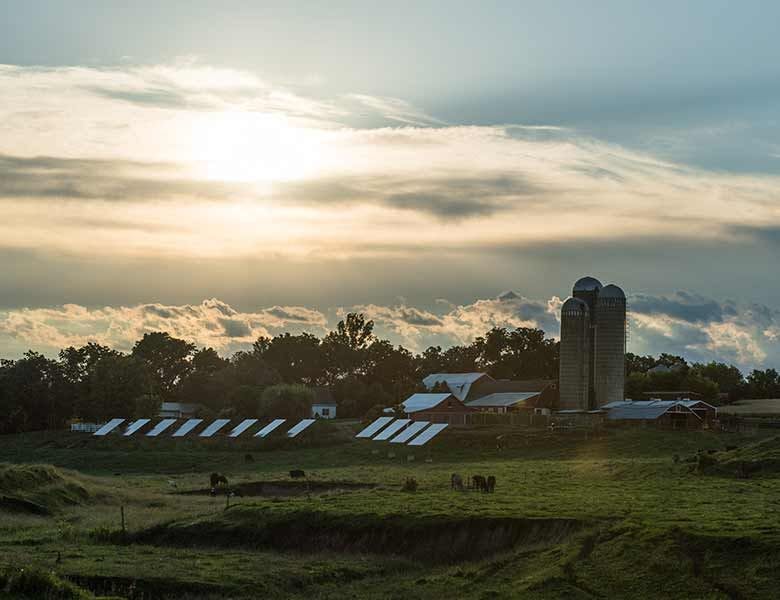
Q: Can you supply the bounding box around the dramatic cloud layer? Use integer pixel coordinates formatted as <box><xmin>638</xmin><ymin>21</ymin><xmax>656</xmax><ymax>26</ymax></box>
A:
<box><xmin>1</xmin><ymin>61</ymin><xmax>780</xmax><ymax>367</ymax></box>
<box><xmin>2</xmin><ymin>290</ymin><xmax>779</xmax><ymax>372</ymax></box>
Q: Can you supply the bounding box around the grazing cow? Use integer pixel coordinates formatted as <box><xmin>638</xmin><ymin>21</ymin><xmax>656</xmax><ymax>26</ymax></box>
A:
<box><xmin>451</xmin><ymin>473</ymin><xmax>464</xmax><ymax>491</ymax></box>
<box><xmin>486</xmin><ymin>475</ymin><xmax>496</xmax><ymax>493</ymax></box>
<box><xmin>289</xmin><ymin>469</ymin><xmax>306</xmax><ymax>479</ymax></box>
<box><xmin>472</xmin><ymin>475</ymin><xmax>486</xmax><ymax>492</ymax></box>
<box><xmin>210</xmin><ymin>472</ymin><xmax>228</xmax><ymax>488</ymax></box>
<box><xmin>244</xmin><ymin>453</ymin><xmax>255</xmax><ymax>463</ymax></box>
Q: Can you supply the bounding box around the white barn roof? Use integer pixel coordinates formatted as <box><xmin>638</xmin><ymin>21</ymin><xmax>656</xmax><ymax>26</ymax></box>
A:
<box><xmin>402</xmin><ymin>393</ymin><xmax>453</xmax><ymax>413</ymax></box>
<box><xmin>466</xmin><ymin>392</ymin><xmax>539</xmax><ymax>408</ymax></box>
<box><xmin>422</xmin><ymin>372</ymin><xmax>489</xmax><ymax>401</ymax></box>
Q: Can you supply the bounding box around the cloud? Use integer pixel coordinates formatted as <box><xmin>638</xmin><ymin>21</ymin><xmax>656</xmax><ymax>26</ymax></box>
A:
<box><xmin>0</xmin><ymin>299</ymin><xmax>328</xmax><ymax>355</ymax></box>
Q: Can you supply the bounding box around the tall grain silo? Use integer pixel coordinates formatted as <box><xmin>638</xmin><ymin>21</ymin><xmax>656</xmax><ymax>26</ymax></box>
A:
<box><xmin>594</xmin><ymin>284</ymin><xmax>626</xmax><ymax>406</ymax></box>
<box><xmin>559</xmin><ymin>297</ymin><xmax>591</xmax><ymax>410</ymax></box>
<box><xmin>572</xmin><ymin>276</ymin><xmax>602</xmax><ymax>408</ymax></box>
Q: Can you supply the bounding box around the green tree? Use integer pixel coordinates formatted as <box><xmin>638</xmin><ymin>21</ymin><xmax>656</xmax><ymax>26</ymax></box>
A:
<box><xmin>131</xmin><ymin>332</ymin><xmax>196</xmax><ymax>398</ymax></box>
<box><xmin>259</xmin><ymin>384</ymin><xmax>314</xmax><ymax>419</ymax></box>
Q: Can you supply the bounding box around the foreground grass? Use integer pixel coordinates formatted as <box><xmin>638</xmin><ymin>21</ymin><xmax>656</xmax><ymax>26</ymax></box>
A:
<box><xmin>0</xmin><ymin>425</ymin><xmax>778</xmax><ymax>598</ymax></box>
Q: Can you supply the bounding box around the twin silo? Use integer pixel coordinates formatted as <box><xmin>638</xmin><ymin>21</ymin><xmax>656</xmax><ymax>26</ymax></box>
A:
<box><xmin>559</xmin><ymin>276</ymin><xmax>626</xmax><ymax>410</ymax></box>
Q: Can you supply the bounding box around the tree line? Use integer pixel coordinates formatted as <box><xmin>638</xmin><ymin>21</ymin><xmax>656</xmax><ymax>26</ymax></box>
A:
<box><xmin>0</xmin><ymin>312</ymin><xmax>777</xmax><ymax>433</ymax></box>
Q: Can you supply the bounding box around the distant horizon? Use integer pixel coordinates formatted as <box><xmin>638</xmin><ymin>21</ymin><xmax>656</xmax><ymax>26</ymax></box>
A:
<box><xmin>2</xmin><ymin>2</ymin><xmax>780</xmax><ymax>370</ymax></box>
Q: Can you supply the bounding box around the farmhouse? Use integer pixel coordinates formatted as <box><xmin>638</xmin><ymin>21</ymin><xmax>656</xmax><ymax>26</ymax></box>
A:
<box><xmin>423</xmin><ymin>372</ymin><xmax>558</xmax><ymax>413</ymax></box>
<box><xmin>401</xmin><ymin>392</ymin><xmax>476</xmax><ymax>425</ymax></box>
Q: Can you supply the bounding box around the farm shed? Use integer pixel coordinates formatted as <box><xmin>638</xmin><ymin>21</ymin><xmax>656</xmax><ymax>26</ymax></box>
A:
<box><xmin>602</xmin><ymin>400</ymin><xmax>716</xmax><ymax>429</ymax></box>
<box><xmin>311</xmin><ymin>403</ymin><xmax>337</xmax><ymax>419</ymax></box>
<box><xmin>402</xmin><ymin>393</ymin><xmax>476</xmax><ymax>425</ymax></box>
<box><xmin>159</xmin><ymin>402</ymin><xmax>200</xmax><ymax>419</ymax></box>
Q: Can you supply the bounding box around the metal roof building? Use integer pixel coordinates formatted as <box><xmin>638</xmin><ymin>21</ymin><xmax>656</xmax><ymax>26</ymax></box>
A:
<box><xmin>466</xmin><ymin>392</ymin><xmax>541</xmax><ymax>413</ymax></box>
<box><xmin>422</xmin><ymin>372</ymin><xmax>492</xmax><ymax>401</ymax></box>
<box><xmin>602</xmin><ymin>399</ymin><xmax>717</xmax><ymax>428</ymax></box>
<box><xmin>401</xmin><ymin>392</ymin><xmax>476</xmax><ymax>425</ymax></box>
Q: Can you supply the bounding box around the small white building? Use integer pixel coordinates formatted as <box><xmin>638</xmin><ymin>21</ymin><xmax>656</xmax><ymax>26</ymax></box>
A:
<box><xmin>311</xmin><ymin>403</ymin><xmax>337</xmax><ymax>419</ymax></box>
<box><xmin>159</xmin><ymin>402</ymin><xmax>201</xmax><ymax>419</ymax></box>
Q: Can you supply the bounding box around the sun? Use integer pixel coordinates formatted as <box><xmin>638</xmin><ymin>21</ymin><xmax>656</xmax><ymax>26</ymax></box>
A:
<box><xmin>188</xmin><ymin>110</ymin><xmax>322</xmax><ymax>183</ymax></box>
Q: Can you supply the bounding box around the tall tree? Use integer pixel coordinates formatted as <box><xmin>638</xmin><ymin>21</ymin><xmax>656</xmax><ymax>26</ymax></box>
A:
<box><xmin>131</xmin><ymin>332</ymin><xmax>196</xmax><ymax>398</ymax></box>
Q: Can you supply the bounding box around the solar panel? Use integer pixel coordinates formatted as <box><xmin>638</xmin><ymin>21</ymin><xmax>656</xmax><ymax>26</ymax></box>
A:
<box><xmin>373</xmin><ymin>419</ymin><xmax>410</xmax><ymax>441</ymax></box>
<box><xmin>93</xmin><ymin>418</ymin><xmax>125</xmax><ymax>436</ymax></box>
<box><xmin>407</xmin><ymin>423</ymin><xmax>448</xmax><ymax>446</ymax></box>
<box><xmin>254</xmin><ymin>418</ymin><xmax>286</xmax><ymax>438</ymax></box>
<box><xmin>123</xmin><ymin>418</ymin><xmax>150</xmax><ymax>436</ymax></box>
<box><xmin>355</xmin><ymin>416</ymin><xmax>393</xmax><ymax>438</ymax></box>
<box><xmin>287</xmin><ymin>419</ymin><xmax>315</xmax><ymax>438</ymax></box>
<box><xmin>228</xmin><ymin>418</ymin><xmax>258</xmax><ymax>438</ymax></box>
<box><xmin>389</xmin><ymin>420</ymin><xmax>429</xmax><ymax>443</ymax></box>
<box><xmin>171</xmin><ymin>418</ymin><xmax>203</xmax><ymax>437</ymax></box>
<box><xmin>146</xmin><ymin>418</ymin><xmax>177</xmax><ymax>437</ymax></box>
<box><xmin>199</xmin><ymin>419</ymin><xmax>231</xmax><ymax>437</ymax></box>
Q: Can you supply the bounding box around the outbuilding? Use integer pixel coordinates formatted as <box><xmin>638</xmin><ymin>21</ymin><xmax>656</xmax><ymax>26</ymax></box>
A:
<box><xmin>401</xmin><ymin>392</ymin><xmax>476</xmax><ymax>425</ymax></box>
<box><xmin>311</xmin><ymin>402</ymin><xmax>337</xmax><ymax>419</ymax></box>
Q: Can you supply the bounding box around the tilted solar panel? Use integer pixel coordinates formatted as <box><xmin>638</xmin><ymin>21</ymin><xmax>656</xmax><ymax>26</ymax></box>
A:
<box><xmin>254</xmin><ymin>419</ymin><xmax>286</xmax><ymax>438</ymax></box>
<box><xmin>146</xmin><ymin>418</ymin><xmax>177</xmax><ymax>437</ymax></box>
<box><xmin>407</xmin><ymin>423</ymin><xmax>448</xmax><ymax>446</ymax></box>
<box><xmin>199</xmin><ymin>419</ymin><xmax>231</xmax><ymax>437</ymax></box>
<box><xmin>355</xmin><ymin>416</ymin><xmax>393</xmax><ymax>438</ymax></box>
<box><xmin>228</xmin><ymin>418</ymin><xmax>258</xmax><ymax>438</ymax></box>
<box><xmin>171</xmin><ymin>418</ymin><xmax>203</xmax><ymax>437</ymax></box>
<box><xmin>93</xmin><ymin>418</ymin><xmax>125</xmax><ymax>436</ymax></box>
<box><xmin>372</xmin><ymin>419</ymin><xmax>410</xmax><ymax>441</ymax></box>
<box><xmin>389</xmin><ymin>420</ymin><xmax>429</xmax><ymax>444</ymax></box>
<box><xmin>287</xmin><ymin>419</ymin><xmax>315</xmax><ymax>438</ymax></box>
<box><xmin>123</xmin><ymin>418</ymin><xmax>150</xmax><ymax>436</ymax></box>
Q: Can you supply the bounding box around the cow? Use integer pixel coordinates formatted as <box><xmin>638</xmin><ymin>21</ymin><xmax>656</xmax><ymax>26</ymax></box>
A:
<box><xmin>451</xmin><ymin>473</ymin><xmax>464</xmax><ymax>491</ymax></box>
<box><xmin>244</xmin><ymin>453</ymin><xmax>255</xmax><ymax>463</ymax></box>
<box><xmin>210</xmin><ymin>472</ymin><xmax>228</xmax><ymax>488</ymax></box>
<box><xmin>486</xmin><ymin>475</ymin><xmax>496</xmax><ymax>493</ymax></box>
<box><xmin>472</xmin><ymin>475</ymin><xmax>486</xmax><ymax>492</ymax></box>
<box><xmin>289</xmin><ymin>469</ymin><xmax>306</xmax><ymax>479</ymax></box>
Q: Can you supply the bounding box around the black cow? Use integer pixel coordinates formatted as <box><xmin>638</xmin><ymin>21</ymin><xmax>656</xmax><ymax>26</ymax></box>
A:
<box><xmin>289</xmin><ymin>469</ymin><xmax>306</xmax><ymax>479</ymax></box>
<box><xmin>210</xmin><ymin>472</ymin><xmax>228</xmax><ymax>488</ymax></box>
<box><xmin>472</xmin><ymin>475</ymin><xmax>486</xmax><ymax>492</ymax></box>
<box><xmin>486</xmin><ymin>475</ymin><xmax>496</xmax><ymax>493</ymax></box>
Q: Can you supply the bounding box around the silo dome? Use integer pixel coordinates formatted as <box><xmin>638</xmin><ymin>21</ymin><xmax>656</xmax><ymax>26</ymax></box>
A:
<box><xmin>599</xmin><ymin>284</ymin><xmax>625</xmax><ymax>299</ymax></box>
<box><xmin>561</xmin><ymin>296</ymin><xmax>589</xmax><ymax>313</ymax></box>
<box><xmin>573</xmin><ymin>276</ymin><xmax>603</xmax><ymax>292</ymax></box>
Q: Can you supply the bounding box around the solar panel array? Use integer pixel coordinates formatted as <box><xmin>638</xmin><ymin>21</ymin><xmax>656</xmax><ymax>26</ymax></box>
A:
<box><xmin>199</xmin><ymin>418</ymin><xmax>230</xmax><ymax>437</ymax></box>
<box><xmin>91</xmin><ymin>416</ymin><xmax>318</xmax><ymax>441</ymax></box>
<box><xmin>355</xmin><ymin>416</ymin><xmax>393</xmax><ymax>438</ymax></box>
<box><xmin>171</xmin><ymin>418</ymin><xmax>203</xmax><ymax>437</ymax></box>
<box><xmin>352</xmin><ymin>417</ymin><xmax>450</xmax><ymax>446</ymax></box>
<box><xmin>408</xmin><ymin>423</ymin><xmax>448</xmax><ymax>446</ymax></box>
<box><xmin>287</xmin><ymin>419</ymin><xmax>315</xmax><ymax>438</ymax></box>
<box><xmin>146</xmin><ymin>418</ymin><xmax>177</xmax><ymax>437</ymax></box>
<box><xmin>255</xmin><ymin>418</ymin><xmax>286</xmax><ymax>438</ymax></box>
<box><xmin>228</xmin><ymin>418</ymin><xmax>258</xmax><ymax>438</ymax></box>
<box><xmin>372</xmin><ymin>418</ymin><xmax>410</xmax><ymax>441</ymax></box>
<box><xmin>93</xmin><ymin>418</ymin><xmax>125</xmax><ymax>436</ymax></box>
<box><xmin>123</xmin><ymin>418</ymin><xmax>150</xmax><ymax>436</ymax></box>
<box><xmin>389</xmin><ymin>420</ymin><xmax>428</xmax><ymax>443</ymax></box>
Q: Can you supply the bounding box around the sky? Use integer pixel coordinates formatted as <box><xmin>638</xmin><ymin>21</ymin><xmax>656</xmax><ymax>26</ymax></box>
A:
<box><xmin>1</xmin><ymin>1</ymin><xmax>780</xmax><ymax>371</ymax></box>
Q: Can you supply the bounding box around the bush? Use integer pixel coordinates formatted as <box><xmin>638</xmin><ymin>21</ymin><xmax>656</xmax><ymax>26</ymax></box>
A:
<box><xmin>0</xmin><ymin>566</ymin><xmax>95</xmax><ymax>599</ymax></box>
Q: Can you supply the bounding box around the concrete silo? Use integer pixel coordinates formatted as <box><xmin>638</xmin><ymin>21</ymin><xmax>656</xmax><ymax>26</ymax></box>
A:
<box><xmin>559</xmin><ymin>297</ymin><xmax>591</xmax><ymax>410</ymax></box>
<box><xmin>594</xmin><ymin>284</ymin><xmax>627</xmax><ymax>406</ymax></box>
<box><xmin>572</xmin><ymin>276</ymin><xmax>602</xmax><ymax>408</ymax></box>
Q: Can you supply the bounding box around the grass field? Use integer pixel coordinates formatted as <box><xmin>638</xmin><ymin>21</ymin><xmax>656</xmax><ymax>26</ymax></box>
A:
<box><xmin>1</xmin><ymin>422</ymin><xmax>779</xmax><ymax>599</ymax></box>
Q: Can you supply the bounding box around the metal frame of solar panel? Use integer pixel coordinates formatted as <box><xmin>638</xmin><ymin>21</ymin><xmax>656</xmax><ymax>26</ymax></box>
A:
<box><xmin>228</xmin><ymin>418</ymin><xmax>258</xmax><ymax>438</ymax></box>
<box><xmin>93</xmin><ymin>418</ymin><xmax>125</xmax><ymax>436</ymax></box>
<box><xmin>199</xmin><ymin>419</ymin><xmax>231</xmax><ymax>437</ymax></box>
<box><xmin>389</xmin><ymin>420</ymin><xmax>429</xmax><ymax>443</ymax></box>
<box><xmin>123</xmin><ymin>418</ymin><xmax>150</xmax><ymax>436</ymax></box>
<box><xmin>407</xmin><ymin>423</ymin><xmax>448</xmax><ymax>446</ymax></box>
<box><xmin>355</xmin><ymin>416</ymin><xmax>393</xmax><ymax>438</ymax></box>
<box><xmin>254</xmin><ymin>418</ymin><xmax>286</xmax><ymax>438</ymax></box>
<box><xmin>171</xmin><ymin>418</ymin><xmax>203</xmax><ymax>437</ymax></box>
<box><xmin>372</xmin><ymin>418</ymin><xmax>410</xmax><ymax>441</ymax></box>
<box><xmin>287</xmin><ymin>419</ymin><xmax>315</xmax><ymax>438</ymax></box>
<box><xmin>146</xmin><ymin>418</ymin><xmax>177</xmax><ymax>437</ymax></box>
